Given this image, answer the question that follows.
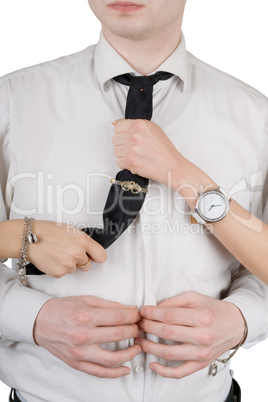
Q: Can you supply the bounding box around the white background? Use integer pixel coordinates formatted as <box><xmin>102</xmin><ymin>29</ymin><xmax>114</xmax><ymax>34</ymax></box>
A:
<box><xmin>0</xmin><ymin>0</ymin><xmax>268</xmax><ymax>401</ymax></box>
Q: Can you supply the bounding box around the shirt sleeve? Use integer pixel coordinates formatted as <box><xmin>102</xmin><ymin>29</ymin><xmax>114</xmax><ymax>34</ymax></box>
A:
<box><xmin>0</xmin><ymin>81</ymin><xmax>52</xmax><ymax>347</ymax></box>
<box><xmin>223</xmin><ymin>102</ymin><xmax>268</xmax><ymax>348</ymax></box>
<box><xmin>223</xmin><ymin>268</ymin><xmax>268</xmax><ymax>348</ymax></box>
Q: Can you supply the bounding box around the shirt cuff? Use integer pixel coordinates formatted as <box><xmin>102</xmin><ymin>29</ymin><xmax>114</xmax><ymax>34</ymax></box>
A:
<box><xmin>1</xmin><ymin>283</ymin><xmax>53</xmax><ymax>344</ymax></box>
<box><xmin>223</xmin><ymin>291</ymin><xmax>267</xmax><ymax>348</ymax></box>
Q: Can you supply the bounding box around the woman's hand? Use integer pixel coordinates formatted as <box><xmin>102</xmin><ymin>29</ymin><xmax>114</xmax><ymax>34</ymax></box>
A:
<box><xmin>112</xmin><ymin>119</ymin><xmax>181</xmax><ymax>187</ymax></box>
<box><xmin>112</xmin><ymin>119</ymin><xmax>215</xmax><ymax>204</ymax></box>
<box><xmin>27</xmin><ymin>220</ymin><xmax>107</xmax><ymax>278</ymax></box>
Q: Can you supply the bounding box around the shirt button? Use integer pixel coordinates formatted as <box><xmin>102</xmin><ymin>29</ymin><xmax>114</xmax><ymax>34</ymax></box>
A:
<box><xmin>134</xmin><ymin>365</ymin><xmax>144</xmax><ymax>374</ymax></box>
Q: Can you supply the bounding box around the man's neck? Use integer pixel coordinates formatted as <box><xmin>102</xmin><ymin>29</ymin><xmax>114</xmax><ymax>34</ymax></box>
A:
<box><xmin>102</xmin><ymin>26</ymin><xmax>182</xmax><ymax>76</ymax></box>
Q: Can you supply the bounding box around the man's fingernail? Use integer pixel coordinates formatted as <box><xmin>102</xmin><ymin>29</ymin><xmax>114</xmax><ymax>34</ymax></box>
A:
<box><xmin>111</xmin><ymin>121</ymin><xmax>116</xmax><ymax>125</ymax></box>
<box><xmin>123</xmin><ymin>368</ymin><xmax>131</xmax><ymax>375</ymax></box>
<box><xmin>139</xmin><ymin>320</ymin><xmax>144</xmax><ymax>329</ymax></box>
<box><xmin>140</xmin><ymin>307</ymin><xmax>147</xmax><ymax>317</ymax></box>
<box><xmin>134</xmin><ymin>338</ymin><xmax>143</xmax><ymax>345</ymax></box>
<box><xmin>150</xmin><ymin>364</ymin><xmax>157</xmax><ymax>371</ymax></box>
<box><xmin>128</xmin><ymin>305</ymin><xmax>139</xmax><ymax>310</ymax></box>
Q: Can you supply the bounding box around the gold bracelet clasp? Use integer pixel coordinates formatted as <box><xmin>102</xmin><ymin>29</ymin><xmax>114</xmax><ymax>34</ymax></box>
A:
<box><xmin>110</xmin><ymin>179</ymin><xmax>148</xmax><ymax>194</ymax></box>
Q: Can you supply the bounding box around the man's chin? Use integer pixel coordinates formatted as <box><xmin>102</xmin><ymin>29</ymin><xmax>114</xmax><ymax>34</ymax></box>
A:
<box><xmin>103</xmin><ymin>24</ymin><xmax>153</xmax><ymax>42</ymax></box>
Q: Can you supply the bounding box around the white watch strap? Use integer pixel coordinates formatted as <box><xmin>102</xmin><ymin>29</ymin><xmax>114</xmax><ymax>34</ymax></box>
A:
<box><xmin>191</xmin><ymin>210</ymin><xmax>206</xmax><ymax>225</ymax></box>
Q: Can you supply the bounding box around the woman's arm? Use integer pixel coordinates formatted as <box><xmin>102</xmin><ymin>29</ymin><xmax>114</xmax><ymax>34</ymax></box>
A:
<box><xmin>0</xmin><ymin>220</ymin><xmax>107</xmax><ymax>277</ymax></box>
<box><xmin>112</xmin><ymin>119</ymin><xmax>268</xmax><ymax>285</ymax></box>
<box><xmin>0</xmin><ymin>219</ymin><xmax>24</xmax><ymax>259</ymax></box>
<box><xmin>211</xmin><ymin>200</ymin><xmax>268</xmax><ymax>284</ymax></box>
<box><xmin>172</xmin><ymin>156</ymin><xmax>268</xmax><ymax>285</ymax></box>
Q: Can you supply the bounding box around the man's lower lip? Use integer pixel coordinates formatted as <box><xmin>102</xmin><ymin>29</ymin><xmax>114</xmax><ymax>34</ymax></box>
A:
<box><xmin>109</xmin><ymin>4</ymin><xmax>143</xmax><ymax>12</ymax></box>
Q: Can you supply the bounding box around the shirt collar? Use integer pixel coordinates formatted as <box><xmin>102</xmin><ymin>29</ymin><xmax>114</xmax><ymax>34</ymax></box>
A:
<box><xmin>94</xmin><ymin>31</ymin><xmax>189</xmax><ymax>93</ymax></box>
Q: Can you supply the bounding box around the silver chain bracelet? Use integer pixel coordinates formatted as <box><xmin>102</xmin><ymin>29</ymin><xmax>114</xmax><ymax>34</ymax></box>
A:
<box><xmin>17</xmin><ymin>217</ymin><xmax>38</xmax><ymax>286</ymax></box>
<box><xmin>211</xmin><ymin>310</ymin><xmax>248</xmax><ymax>376</ymax></box>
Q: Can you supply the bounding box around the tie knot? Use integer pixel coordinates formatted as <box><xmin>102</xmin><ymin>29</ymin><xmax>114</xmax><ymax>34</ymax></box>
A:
<box><xmin>113</xmin><ymin>71</ymin><xmax>173</xmax><ymax>89</ymax></box>
<box><xmin>130</xmin><ymin>75</ymin><xmax>155</xmax><ymax>92</ymax></box>
<box><xmin>113</xmin><ymin>71</ymin><xmax>173</xmax><ymax>120</ymax></box>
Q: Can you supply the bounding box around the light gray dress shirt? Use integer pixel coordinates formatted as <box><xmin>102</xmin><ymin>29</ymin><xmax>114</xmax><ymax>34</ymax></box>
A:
<box><xmin>0</xmin><ymin>32</ymin><xmax>268</xmax><ymax>402</ymax></box>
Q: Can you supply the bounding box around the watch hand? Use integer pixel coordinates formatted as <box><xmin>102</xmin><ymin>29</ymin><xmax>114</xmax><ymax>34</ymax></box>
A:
<box><xmin>208</xmin><ymin>204</ymin><xmax>222</xmax><ymax>211</ymax></box>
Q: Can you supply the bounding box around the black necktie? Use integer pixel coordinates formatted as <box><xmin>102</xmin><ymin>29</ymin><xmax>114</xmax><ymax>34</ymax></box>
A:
<box><xmin>26</xmin><ymin>71</ymin><xmax>173</xmax><ymax>275</ymax></box>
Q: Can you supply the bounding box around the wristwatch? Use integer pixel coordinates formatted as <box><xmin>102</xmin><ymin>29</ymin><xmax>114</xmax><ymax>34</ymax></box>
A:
<box><xmin>191</xmin><ymin>187</ymin><xmax>231</xmax><ymax>224</ymax></box>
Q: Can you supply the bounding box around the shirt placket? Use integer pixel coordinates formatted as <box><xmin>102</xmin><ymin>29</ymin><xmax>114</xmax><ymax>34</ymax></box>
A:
<box><xmin>134</xmin><ymin>205</ymin><xmax>159</xmax><ymax>402</ymax></box>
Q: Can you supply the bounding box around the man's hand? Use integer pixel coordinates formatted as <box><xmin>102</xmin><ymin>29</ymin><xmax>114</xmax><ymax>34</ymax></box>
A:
<box><xmin>112</xmin><ymin>119</ymin><xmax>181</xmax><ymax>186</ymax></box>
<box><xmin>34</xmin><ymin>296</ymin><xmax>142</xmax><ymax>378</ymax></box>
<box><xmin>135</xmin><ymin>291</ymin><xmax>245</xmax><ymax>379</ymax></box>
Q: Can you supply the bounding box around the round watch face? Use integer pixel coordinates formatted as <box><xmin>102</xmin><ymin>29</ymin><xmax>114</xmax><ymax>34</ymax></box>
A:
<box><xmin>198</xmin><ymin>191</ymin><xmax>228</xmax><ymax>222</ymax></box>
